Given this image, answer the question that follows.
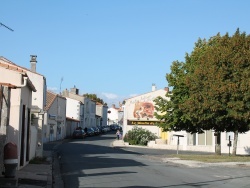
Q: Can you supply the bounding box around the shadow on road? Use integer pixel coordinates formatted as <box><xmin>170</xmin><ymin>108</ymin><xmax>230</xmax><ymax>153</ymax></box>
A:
<box><xmin>55</xmin><ymin>132</ymin><xmax>151</xmax><ymax>187</ymax></box>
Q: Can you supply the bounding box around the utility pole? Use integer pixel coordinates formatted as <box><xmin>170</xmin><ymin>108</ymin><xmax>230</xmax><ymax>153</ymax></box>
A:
<box><xmin>0</xmin><ymin>22</ymin><xmax>14</xmax><ymax>32</ymax></box>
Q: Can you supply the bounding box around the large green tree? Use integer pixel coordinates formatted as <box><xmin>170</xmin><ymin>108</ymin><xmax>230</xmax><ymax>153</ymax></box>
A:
<box><xmin>154</xmin><ymin>29</ymin><xmax>250</xmax><ymax>155</ymax></box>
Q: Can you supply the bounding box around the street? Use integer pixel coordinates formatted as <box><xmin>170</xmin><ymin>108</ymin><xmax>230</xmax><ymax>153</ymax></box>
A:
<box><xmin>55</xmin><ymin>132</ymin><xmax>250</xmax><ymax>188</ymax></box>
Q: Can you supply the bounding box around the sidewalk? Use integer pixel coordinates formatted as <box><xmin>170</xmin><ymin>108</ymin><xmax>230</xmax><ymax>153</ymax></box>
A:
<box><xmin>0</xmin><ymin>150</ymin><xmax>52</xmax><ymax>188</ymax></box>
<box><xmin>0</xmin><ymin>139</ymin><xmax>66</xmax><ymax>188</ymax></box>
<box><xmin>112</xmin><ymin>139</ymin><xmax>250</xmax><ymax>168</ymax></box>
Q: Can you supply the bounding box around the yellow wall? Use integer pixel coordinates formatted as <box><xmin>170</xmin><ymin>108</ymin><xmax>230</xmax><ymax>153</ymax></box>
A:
<box><xmin>160</xmin><ymin>128</ymin><xmax>168</xmax><ymax>140</ymax></box>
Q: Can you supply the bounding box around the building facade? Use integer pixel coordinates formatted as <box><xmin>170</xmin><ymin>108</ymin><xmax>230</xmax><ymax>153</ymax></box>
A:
<box><xmin>0</xmin><ymin>84</ymin><xmax>12</xmax><ymax>173</ymax></box>
<box><xmin>64</xmin><ymin>97</ymin><xmax>83</xmax><ymax>137</ymax></box>
<box><xmin>107</xmin><ymin>103</ymin><xmax>123</xmax><ymax>126</ymax></box>
<box><xmin>123</xmin><ymin>85</ymin><xmax>169</xmax><ymax>139</ymax></box>
<box><xmin>0</xmin><ymin>57</ymin><xmax>37</xmax><ymax>170</ymax></box>
<box><xmin>44</xmin><ymin>91</ymin><xmax>66</xmax><ymax>143</ymax></box>
<box><xmin>62</xmin><ymin>86</ymin><xmax>97</xmax><ymax>133</ymax></box>
<box><xmin>0</xmin><ymin>56</ymin><xmax>47</xmax><ymax>158</ymax></box>
<box><xmin>96</xmin><ymin>102</ymin><xmax>108</xmax><ymax>127</ymax></box>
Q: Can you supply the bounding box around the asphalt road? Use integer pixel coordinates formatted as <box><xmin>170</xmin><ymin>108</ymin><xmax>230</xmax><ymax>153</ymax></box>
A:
<box><xmin>55</xmin><ymin>131</ymin><xmax>250</xmax><ymax>188</ymax></box>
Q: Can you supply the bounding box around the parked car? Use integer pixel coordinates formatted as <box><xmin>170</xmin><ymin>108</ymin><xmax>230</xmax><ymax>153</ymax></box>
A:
<box><xmin>101</xmin><ymin>126</ymin><xmax>109</xmax><ymax>133</ymax></box>
<box><xmin>91</xmin><ymin>127</ymin><xmax>100</xmax><ymax>135</ymax></box>
<box><xmin>113</xmin><ymin>124</ymin><xmax>121</xmax><ymax>131</ymax></box>
<box><xmin>85</xmin><ymin>128</ymin><xmax>95</xmax><ymax>136</ymax></box>
<box><xmin>118</xmin><ymin>125</ymin><xmax>123</xmax><ymax>131</ymax></box>
<box><xmin>110</xmin><ymin>124</ymin><xmax>116</xmax><ymax>131</ymax></box>
<box><xmin>97</xmin><ymin>126</ymin><xmax>106</xmax><ymax>133</ymax></box>
<box><xmin>72</xmin><ymin>130</ymin><xmax>86</xmax><ymax>139</ymax></box>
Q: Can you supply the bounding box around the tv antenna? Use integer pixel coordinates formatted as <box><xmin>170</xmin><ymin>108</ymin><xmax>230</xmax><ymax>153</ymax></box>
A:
<box><xmin>0</xmin><ymin>22</ymin><xmax>14</xmax><ymax>32</ymax></box>
<box><xmin>60</xmin><ymin>77</ymin><xmax>63</xmax><ymax>95</ymax></box>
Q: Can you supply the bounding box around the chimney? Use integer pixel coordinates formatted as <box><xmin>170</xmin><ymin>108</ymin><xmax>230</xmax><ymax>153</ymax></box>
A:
<box><xmin>70</xmin><ymin>85</ymin><xmax>79</xmax><ymax>95</ymax></box>
<box><xmin>152</xmin><ymin>83</ymin><xmax>156</xmax><ymax>91</ymax></box>
<box><xmin>30</xmin><ymin>55</ymin><xmax>37</xmax><ymax>72</ymax></box>
<box><xmin>62</xmin><ymin>88</ymin><xmax>69</xmax><ymax>97</ymax></box>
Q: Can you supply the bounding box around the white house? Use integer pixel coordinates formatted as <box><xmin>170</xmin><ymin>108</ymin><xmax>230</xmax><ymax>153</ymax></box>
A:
<box><xmin>64</xmin><ymin>97</ymin><xmax>83</xmax><ymax>137</ymax></box>
<box><xmin>0</xmin><ymin>58</ymin><xmax>37</xmax><ymax>170</ymax></box>
<box><xmin>27</xmin><ymin>56</ymin><xmax>47</xmax><ymax>157</ymax></box>
<box><xmin>84</xmin><ymin>98</ymin><xmax>96</xmax><ymax>128</ymax></box>
<box><xmin>107</xmin><ymin>103</ymin><xmax>123</xmax><ymax>126</ymax></box>
<box><xmin>44</xmin><ymin>91</ymin><xmax>66</xmax><ymax>143</ymax></box>
<box><xmin>96</xmin><ymin>102</ymin><xmax>108</xmax><ymax>127</ymax></box>
<box><xmin>0</xmin><ymin>56</ymin><xmax>47</xmax><ymax>158</ymax></box>
<box><xmin>62</xmin><ymin>86</ymin><xmax>96</xmax><ymax>131</ymax></box>
<box><xmin>123</xmin><ymin>85</ymin><xmax>169</xmax><ymax>139</ymax></box>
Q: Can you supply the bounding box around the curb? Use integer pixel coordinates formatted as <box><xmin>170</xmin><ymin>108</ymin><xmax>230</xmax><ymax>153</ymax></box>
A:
<box><xmin>52</xmin><ymin>152</ymin><xmax>64</xmax><ymax>188</ymax></box>
<box><xmin>51</xmin><ymin>140</ymin><xmax>69</xmax><ymax>188</ymax></box>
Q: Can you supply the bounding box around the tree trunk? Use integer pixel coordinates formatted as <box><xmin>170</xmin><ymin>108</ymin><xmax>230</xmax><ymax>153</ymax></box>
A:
<box><xmin>215</xmin><ymin>132</ymin><xmax>221</xmax><ymax>155</ymax></box>
<box><xmin>232</xmin><ymin>130</ymin><xmax>238</xmax><ymax>156</ymax></box>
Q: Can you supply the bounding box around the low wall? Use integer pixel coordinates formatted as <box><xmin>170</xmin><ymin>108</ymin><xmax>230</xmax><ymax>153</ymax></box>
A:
<box><xmin>137</xmin><ymin>139</ymin><xmax>250</xmax><ymax>155</ymax></box>
<box><xmin>155</xmin><ymin>139</ymin><xmax>167</xmax><ymax>144</ymax></box>
<box><xmin>148</xmin><ymin>141</ymin><xmax>214</xmax><ymax>153</ymax></box>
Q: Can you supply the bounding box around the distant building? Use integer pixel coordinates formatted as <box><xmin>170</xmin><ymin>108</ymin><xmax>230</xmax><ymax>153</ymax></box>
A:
<box><xmin>44</xmin><ymin>91</ymin><xmax>66</xmax><ymax>142</ymax></box>
<box><xmin>123</xmin><ymin>84</ymin><xmax>169</xmax><ymax>139</ymax></box>
<box><xmin>107</xmin><ymin>103</ymin><xmax>123</xmax><ymax>126</ymax></box>
<box><xmin>96</xmin><ymin>102</ymin><xmax>108</xmax><ymax>127</ymax></box>
<box><xmin>62</xmin><ymin>86</ymin><xmax>109</xmax><ymax>136</ymax></box>
<box><xmin>64</xmin><ymin>97</ymin><xmax>83</xmax><ymax>137</ymax></box>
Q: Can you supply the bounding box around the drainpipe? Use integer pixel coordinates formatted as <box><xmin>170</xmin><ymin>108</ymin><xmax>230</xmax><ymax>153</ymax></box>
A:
<box><xmin>15</xmin><ymin>76</ymin><xmax>27</xmax><ymax>88</ymax></box>
<box><xmin>15</xmin><ymin>76</ymin><xmax>36</xmax><ymax>92</ymax></box>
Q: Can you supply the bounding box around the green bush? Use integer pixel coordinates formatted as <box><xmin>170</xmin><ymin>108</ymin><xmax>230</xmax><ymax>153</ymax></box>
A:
<box><xmin>123</xmin><ymin>126</ymin><xmax>158</xmax><ymax>146</ymax></box>
<box><xmin>29</xmin><ymin>156</ymin><xmax>49</xmax><ymax>164</ymax></box>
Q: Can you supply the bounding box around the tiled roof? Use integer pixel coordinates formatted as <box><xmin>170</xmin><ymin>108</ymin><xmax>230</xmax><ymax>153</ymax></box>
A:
<box><xmin>45</xmin><ymin>90</ymin><xmax>66</xmax><ymax>111</ymax></box>
<box><xmin>0</xmin><ymin>62</ymin><xmax>36</xmax><ymax>92</ymax></box>
<box><xmin>0</xmin><ymin>60</ymin><xmax>27</xmax><ymax>74</ymax></box>
<box><xmin>0</xmin><ymin>56</ymin><xmax>44</xmax><ymax>77</ymax></box>
<box><xmin>45</xmin><ymin>91</ymin><xmax>57</xmax><ymax>111</ymax></box>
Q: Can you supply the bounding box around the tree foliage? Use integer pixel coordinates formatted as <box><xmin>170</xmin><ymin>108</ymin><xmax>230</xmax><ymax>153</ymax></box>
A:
<box><xmin>154</xmin><ymin>61</ymin><xmax>197</xmax><ymax>132</ymax></box>
<box><xmin>83</xmin><ymin>93</ymin><xmax>106</xmax><ymax>105</ymax></box>
<box><xmin>154</xmin><ymin>29</ymin><xmax>250</xmax><ymax>155</ymax></box>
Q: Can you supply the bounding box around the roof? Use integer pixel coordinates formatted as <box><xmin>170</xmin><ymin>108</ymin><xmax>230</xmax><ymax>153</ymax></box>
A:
<box><xmin>0</xmin><ymin>61</ymin><xmax>27</xmax><ymax>74</ymax></box>
<box><xmin>26</xmin><ymin>77</ymin><xmax>37</xmax><ymax>92</ymax></box>
<box><xmin>0</xmin><ymin>83</ymin><xmax>17</xmax><ymax>88</ymax></box>
<box><xmin>45</xmin><ymin>90</ymin><xmax>66</xmax><ymax>111</ymax></box>
<box><xmin>124</xmin><ymin>88</ymin><xmax>169</xmax><ymax>101</ymax></box>
<box><xmin>45</xmin><ymin>91</ymin><xmax>57</xmax><ymax>111</ymax></box>
<box><xmin>0</xmin><ymin>62</ymin><xmax>36</xmax><ymax>92</ymax></box>
<box><xmin>0</xmin><ymin>56</ymin><xmax>45</xmax><ymax>77</ymax></box>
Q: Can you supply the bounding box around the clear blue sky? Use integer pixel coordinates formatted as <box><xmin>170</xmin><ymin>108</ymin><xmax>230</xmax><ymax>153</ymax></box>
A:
<box><xmin>1</xmin><ymin>0</ymin><xmax>250</xmax><ymax>107</ymax></box>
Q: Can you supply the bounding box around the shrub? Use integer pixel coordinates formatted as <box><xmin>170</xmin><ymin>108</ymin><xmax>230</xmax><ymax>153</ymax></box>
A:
<box><xmin>29</xmin><ymin>156</ymin><xmax>49</xmax><ymax>164</ymax></box>
<box><xmin>123</xmin><ymin>126</ymin><xmax>158</xmax><ymax>146</ymax></box>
